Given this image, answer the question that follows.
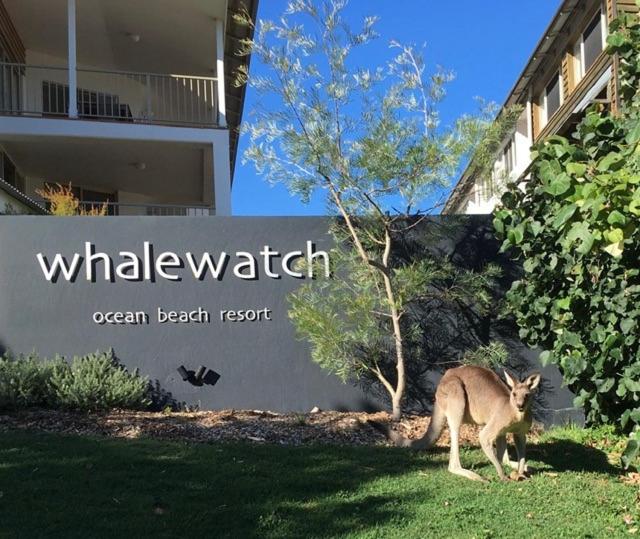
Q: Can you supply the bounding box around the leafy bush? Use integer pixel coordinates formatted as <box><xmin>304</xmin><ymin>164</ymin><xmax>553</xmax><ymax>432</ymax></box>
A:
<box><xmin>0</xmin><ymin>353</ymin><xmax>63</xmax><ymax>410</ymax></box>
<box><xmin>50</xmin><ymin>350</ymin><xmax>150</xmax><ymax>411</ymax></box>
<box><xmin>0</xmin><ymin>350</ymin><xmax>150</xmax><ymax>412</ymax></box>
<box><xmin>35</xmin><ymin>182</ymin><xmax>108</xmax><ymax>216</ymax></box>
<box><xmin>494</xmin><ymin>9</ymin><xmax>640</xmax><ymax>465</ymax></box>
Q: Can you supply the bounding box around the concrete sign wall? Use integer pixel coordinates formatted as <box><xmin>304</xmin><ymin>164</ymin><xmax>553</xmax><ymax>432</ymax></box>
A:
<box><xmin>0</xmin><ymin>216</ymin><xmax>581</xmax><ymax>422</ymax></box>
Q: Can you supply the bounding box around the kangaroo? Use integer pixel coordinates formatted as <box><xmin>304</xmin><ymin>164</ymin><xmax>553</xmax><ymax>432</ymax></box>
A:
<box><xmin>370</xmin><ymin>365</ymin><xmax>541</xmax><ymax>482</ymax></box>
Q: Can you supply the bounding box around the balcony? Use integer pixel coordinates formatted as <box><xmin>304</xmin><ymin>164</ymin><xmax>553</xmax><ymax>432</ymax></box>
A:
<box><xmin>0</xmin><ymin>62</ymin><xmax>221</xmax><ymax>128</ymax></box>
<box><xmin>0</xmin><ymin>0</ymin><xmax>258</xmax><ymax>216</ymax></box>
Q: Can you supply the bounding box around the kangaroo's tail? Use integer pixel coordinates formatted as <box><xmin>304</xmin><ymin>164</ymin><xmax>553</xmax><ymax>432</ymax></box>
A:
<box><xmin>368</xmin><ymin>404</ymin><xmax>446</xmax><ymax>450</ymax></box>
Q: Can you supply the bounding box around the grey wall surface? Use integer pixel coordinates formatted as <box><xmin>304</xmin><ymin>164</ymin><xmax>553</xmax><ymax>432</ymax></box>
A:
<box><xmin>0</xmin><ymin>216</ymin><xmax>581</xmax><ymax>423</ymax></box>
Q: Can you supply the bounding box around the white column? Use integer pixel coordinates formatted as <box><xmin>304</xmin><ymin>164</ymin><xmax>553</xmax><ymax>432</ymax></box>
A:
<box><xmin>67</xmin><ymin>0</ymin><xmax>78</xmax><ymax>119</ymax></box>
<box><xmin>215</xmin><ymin>18</ymin><xmax>227</xmax><ymax>127</ymax></box>
<box><xmin>212</xmin><ymin>132</ymin><xmax>231</xmax><ymax>215</ymax></box>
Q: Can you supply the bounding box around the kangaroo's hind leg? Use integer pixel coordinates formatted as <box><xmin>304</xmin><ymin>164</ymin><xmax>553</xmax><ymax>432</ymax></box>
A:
<box><xmin>441</xmin><ymin>380</ymin><xmax>487</xmax><ymax>482</ymax></box>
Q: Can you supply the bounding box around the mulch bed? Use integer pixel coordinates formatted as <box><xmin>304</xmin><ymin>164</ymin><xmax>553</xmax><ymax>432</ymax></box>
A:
<box><xmin>0</xmin><ymin>409</ymin><xmax>489</xmax><ymax>447</ymax></box>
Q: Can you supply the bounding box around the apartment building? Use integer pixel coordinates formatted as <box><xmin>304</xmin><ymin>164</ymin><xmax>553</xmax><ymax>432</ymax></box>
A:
<box><xmin>0</xmin><ymin>0</ymin><xmax>258</xmax><ymax>215</ymax></box>
<box><xmin>444</xmin><ymin>0</ymin><xmax>638</xmax><ymax>215</ymax></box>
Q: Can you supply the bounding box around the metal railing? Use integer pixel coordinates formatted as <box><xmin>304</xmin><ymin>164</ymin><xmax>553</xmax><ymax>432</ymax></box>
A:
<box><xmin>27</xmin><ymin>200</ymin><xmax>215</xmax><ymax>216</ymax></box>
<box><xmin>76</xmin><ymin>201</ymin><xmax>216</xmax><ymax>216</ymax></box>
<box><xmin>0</xmin><ymin>62</ymin><xmax>219</xmax><ymax>127</ymax></box>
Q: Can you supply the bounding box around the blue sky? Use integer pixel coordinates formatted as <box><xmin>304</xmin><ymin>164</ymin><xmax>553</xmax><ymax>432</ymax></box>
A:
<box><xmin>232</xmin><ymin>0</ymin><xmax>561</xmax><ymax>216</ymax></box>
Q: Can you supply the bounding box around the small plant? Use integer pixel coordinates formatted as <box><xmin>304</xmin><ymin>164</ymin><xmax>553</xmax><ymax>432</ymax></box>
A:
<box><xmin>50</xmin><ymin>350</ymin><xmax>150</xmax><ymax>411</ymax></box>
<box><xmin>0</xmin><ymin>353</ymin><xmax>63</xmax><ymax>410</ymax></box>
<box><xmin>293</xmin><ymin>413</ymin><xmax>307</xmax><ymax>426</ymax></box>
<box><xmin>35</xmin><ymin>182</ymin><xmax>108</xmax><ymax>216</ymax></box>
<box><xmin>0</xmin><ymin>350</ymin><xmax>151</xmax><ymax>412</ymax></box>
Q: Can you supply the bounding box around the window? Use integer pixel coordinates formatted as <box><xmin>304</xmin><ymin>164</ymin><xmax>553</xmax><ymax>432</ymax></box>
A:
<box><xmin>0</xmin><ymin>151</ymin><xmax>25</xmax><ymax>193</ymax></box>
<box><xmin>0</xmin><ymin>48</ymin><xmax>21</xmax><ymax>113</ymax></box>
<box><xmin>503</xmin><ymin>138</ymin><xmax>516</xmax><ymax>177</ymax></box>
<box><xmin>545</xmin><ymin>75</ymin><xmax>561</xmax><ymax>117</ymax></box>
<box><xmin>539</xmin><ymin>71</ymin><xmax>562</xmax><ymax>127</ymax></box>
<box><xmin>574</xmin><ymin>10</ymin><xmax>606</xmax><ymax>82</ymax></box>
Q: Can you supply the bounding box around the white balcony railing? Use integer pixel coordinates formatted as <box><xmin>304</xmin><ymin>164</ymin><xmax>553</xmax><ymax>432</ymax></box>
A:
<box><xmin>76</xmin><ymin>201</ymin><xmax>216</xmax><ymax>216</ymax></box>
<box><xmin>0</xmin><ymin>62</ymin><xmax>219</xmax><ymax>127</ymax></box>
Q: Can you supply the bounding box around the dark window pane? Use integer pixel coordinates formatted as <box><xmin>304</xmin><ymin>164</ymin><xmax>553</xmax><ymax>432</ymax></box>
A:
<box><xmin>504</xmin><ymin>140</ymin><xmax>515</xmax><ymax>175</ymax></box>
<box><xmin>583</xmin><ymin>13</ymin><xmax>603</xmax><ymax>72</ymax></box>
<box><xmin>3</xmin><ymin>152</ymin><xmax>16</xmax><ymax>188</ymax></box>
<box><xmin>546</xmin><ymin>74</ymin><xmax>561</xmax><ymax>117</ymax></box>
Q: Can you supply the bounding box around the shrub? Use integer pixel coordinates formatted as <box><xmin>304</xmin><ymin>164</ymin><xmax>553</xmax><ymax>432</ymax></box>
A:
<box><xmin>0</xmin><ymin>353</ymin><xmax>63</xmax><ymax>410</ymax></box>
<box><xmin>494</xmin><ymin>9</ymin><xmax>640</xmax><ymax>466</ymax></box>
<box><xmin>35</xmin><ymin>182</ymin><xmax>108</xmax><ymax>216</ymax></box>
<box><xmin>50</xmin><ymin>350</ymin><xmax>150</xmax><ymax>411</ymax></box>
<box><xmin>0</xmin><ymin>350</ymin><xmax>151</xmax><ymax>412</ymax></box>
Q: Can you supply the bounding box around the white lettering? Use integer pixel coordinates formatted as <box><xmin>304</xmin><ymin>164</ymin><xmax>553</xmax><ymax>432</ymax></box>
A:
<box><xmin>143</xmin><ymin>241</ymin><xmax>153</xmax><ymax>281</ymax></box>
<box><xmin>36</xmin><ymin>252</ymin><xmax>83</xmax><ymax>282</ymax></box>
<box><xmin>282</xmin><ymin>250</ymin><xmax>304</xmax><ymax>278</ymax></box>
<box><xmin>38</xmin><ymin>243</ymin><xmax>331</xmax><ymax>283</ymax></box>
<box><xmin>116</xmin><ymin>252</ymin><xmax>141</xmax><ymax>280</ymax></box>
<box><xmin>156</xmin><ymin>252</ymin><xmax>181</xmax><ymax>281</ymax></box>
<box><xmin>260</xmin><ymin>245</ymin><xmax>281</xmax><ymax>278</ymax></box>
<box><xmin>185</xmin><ymin>252</ymin><xmax>229</xmax><ymax>280</ymax></box>
<box><xmin>92</xmin><ymin>310</ymin><xmax>148</xmax><ymax>325</ymax></box>
<box><xmin>158</xmin><ymin>307</ymin><xmax>210</xmax><ymax>323</ymax></box>
<box><xmin>220</xmin><ymin>308</ymin><xmax>273</xmax><ymax>322</ymax></box>
<box><xmin>85</xmin><ymin>242</ymin><xmax>113</xmax><ymax>281</ymax></box>
<box><xmin>233</xmin><ymin>252</ymin><xmax>257</xmax><ymax>280</ymax></box>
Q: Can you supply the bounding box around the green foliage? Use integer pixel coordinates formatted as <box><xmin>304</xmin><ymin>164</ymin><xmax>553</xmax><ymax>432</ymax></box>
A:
<box><xmin>240</xmin><ymin>0</ymin><xmax>517</xmax><ymax>417</ymax></box>
<box><xmin>0</xmin><ymin>353</ymin><xmax>63</xmax><ymax>410</ymax></box>
<box><xmin>50</xmin><ymin>350</ymin><xmax>150</xmax><ymax>411</ymax></box>
<box><xmin>289</xmin><ymin>221</ymin><xmax>504</xmax><ymax>388</ymax></box>
<box><xmin>495</xmin><ymin>10</ymin><xmax>640</xmax><ymax>465</ymax></box>
<box><xmin>461</xmin><ymin>342</ymin><xmax>509</xmax><ymax>369</ymax></box>
<box><xmin>237</xmin><ymin>1</ymin><xmax>518</xmax><ymax>210</ymax></box>
<box><xmin>0</xmin><ymin>350</ymin><xmax>150</xmax><ymax>412</ymax></box>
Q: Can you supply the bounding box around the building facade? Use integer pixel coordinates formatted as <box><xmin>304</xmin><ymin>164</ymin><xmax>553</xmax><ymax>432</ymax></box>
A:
<box><xmin>0</xmin><ymin>0</ymin><xmax>258</xmax><ymax>216</ymax></box>
<box><xmin>444</xmin><ymin>0</ymin><xmax>639</xmax><ymax>215</ymax></box>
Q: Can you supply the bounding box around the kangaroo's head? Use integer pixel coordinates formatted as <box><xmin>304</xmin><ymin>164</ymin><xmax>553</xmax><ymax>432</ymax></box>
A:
<box><xmin>504</xmin><ymin>371</ymin><xmax>541</xmax><ymax>412</ymax></box>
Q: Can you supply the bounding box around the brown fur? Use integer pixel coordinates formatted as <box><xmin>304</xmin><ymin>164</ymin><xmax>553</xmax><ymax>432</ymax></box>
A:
<box><xmin>370</xmin><ymin>365</ymin><xmax>540</xmax><ymax>482</ymax></box>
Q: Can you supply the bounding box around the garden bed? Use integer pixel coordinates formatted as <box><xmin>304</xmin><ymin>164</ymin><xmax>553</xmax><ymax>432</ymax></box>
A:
<box><xmin>0</xmin><ymin>409</ymin><xmax>496</xmax><ymax>447</ymax></box>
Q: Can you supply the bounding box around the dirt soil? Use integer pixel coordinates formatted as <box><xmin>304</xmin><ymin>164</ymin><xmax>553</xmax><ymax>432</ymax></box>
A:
<box><xmin>0</xmin><ymin>409</ymin><xmax>497</xmax><ymax>447</ymax></box>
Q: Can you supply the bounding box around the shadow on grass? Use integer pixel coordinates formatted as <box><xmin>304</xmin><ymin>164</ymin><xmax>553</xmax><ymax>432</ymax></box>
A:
<box><xmin>0</xmin><ymin>430</ymin><xmax>621</xmax><ymax>538</ymax></box>
<box><xmin>0</xmin><ymin>430</ymin><xmax>444</xmax><ymax>539</ymax></box>
<box><xmin>528</xmin><ymin>438</ymin><xmax>620</xmax><ymax>476</ymax></box>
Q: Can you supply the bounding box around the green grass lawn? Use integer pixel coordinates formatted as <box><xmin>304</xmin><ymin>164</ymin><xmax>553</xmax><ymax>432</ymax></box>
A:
<box><xmin>0</xmin><ymin>428</ymin><xmax>636</xmax><ymax>538</ymax></box>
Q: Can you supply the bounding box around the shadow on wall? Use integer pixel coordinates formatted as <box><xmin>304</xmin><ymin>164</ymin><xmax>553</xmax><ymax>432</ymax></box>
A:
<box><xmin>352</xmin><ymin>216</ymin><xmax>556</xmax><ymax>423</ymax></box>
<box><xmin>109</xmin><ymin>350</ymin><xmax>185</xmax><ymax>412</ymax></box>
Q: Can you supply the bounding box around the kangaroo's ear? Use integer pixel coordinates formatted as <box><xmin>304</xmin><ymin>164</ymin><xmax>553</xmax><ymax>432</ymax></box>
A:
<box><xmin>504</xmin><ymin>370</ymin><xmax>516</xmax><ymax>389</ymax></box>
<box><xmin>525</xmin><ymin>373</ymin><xmax>541</xmax><ymax>390</ymax></box>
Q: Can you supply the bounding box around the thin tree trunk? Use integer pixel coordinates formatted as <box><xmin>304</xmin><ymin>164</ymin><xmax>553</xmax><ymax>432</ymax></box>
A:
<box><xmin>382</xmin><ymin>228</ymin><xmax>405</xmax><ymax>421</ymax></box>
<box><xmin>328</xmin><ymin>185</ymin><xmax>407</xmax><ymax>421</ymax></box>
<box><xmin>391</xmin><ymin>392</ymin><xmax>403</xmax><ymax>421</ymax></box>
